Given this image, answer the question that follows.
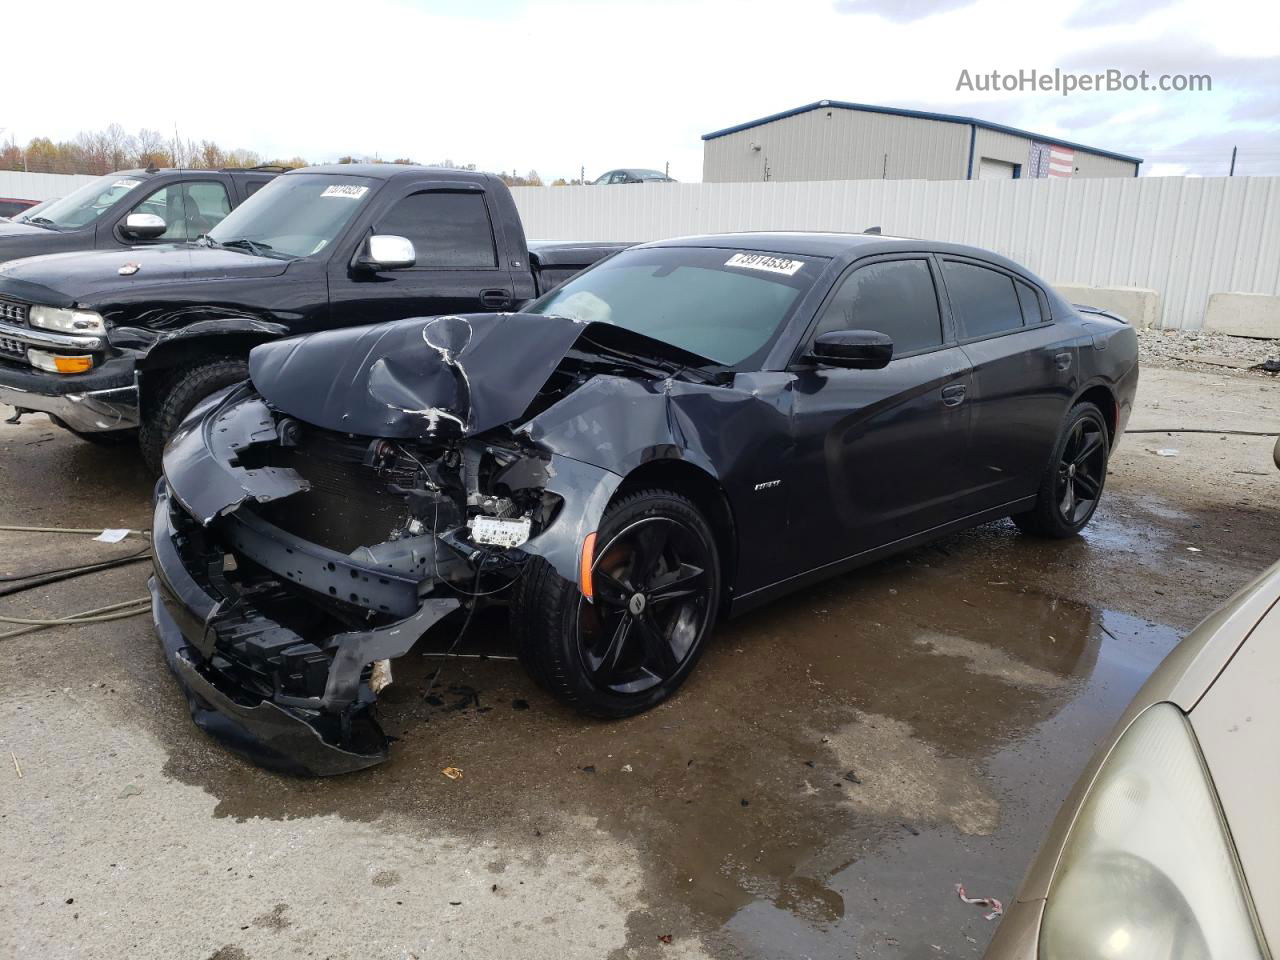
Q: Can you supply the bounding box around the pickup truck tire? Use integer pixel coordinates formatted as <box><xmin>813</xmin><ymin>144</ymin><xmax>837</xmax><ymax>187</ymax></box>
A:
<box><xmin>1012</xmin><ymin>402</ymin><xmax>1110</xmax><ymax>539</ymax></box>
<box><xmin>139</xmin><ymin>357</ymin><xmax>249</xmax><ymax>474</ymax></box>
<box><xmin>511</xmin><ymin>489</ymin><xmax>720</xmax><ymax>718</ymax></box>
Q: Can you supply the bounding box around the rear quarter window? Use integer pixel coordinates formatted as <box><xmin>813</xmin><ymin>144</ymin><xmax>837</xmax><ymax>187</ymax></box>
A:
<box><xmin>1015</xmin><ymin>279</ymin><xmax>1045</xmax><ymax>324</ymax></box>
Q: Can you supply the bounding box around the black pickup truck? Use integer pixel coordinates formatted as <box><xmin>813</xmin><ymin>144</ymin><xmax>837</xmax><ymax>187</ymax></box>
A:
<box><xmin>0</xmin><ymin>164</ymin><xmax>626</xmax><ymax>470</ymax></box>
<box><xmin>0</xmin><ymin>166</ymin><xmax>281</xmax><ymax>263</ymax></box>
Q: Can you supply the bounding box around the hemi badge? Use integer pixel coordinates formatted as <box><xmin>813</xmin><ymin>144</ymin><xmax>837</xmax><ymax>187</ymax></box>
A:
<box><xmin>754</xmin><ymin>480</ymin><xmax>781</xmax><ymax>491</ymax></box>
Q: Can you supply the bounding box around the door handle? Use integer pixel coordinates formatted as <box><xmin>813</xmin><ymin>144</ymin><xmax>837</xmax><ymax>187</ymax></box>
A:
<box><xmin>480</xmin><ymin>288</ymin><xmax>512</xmax><ymax>310</ymax></box>
<box><xmin>1053</xmin><ymin>351</ymin><xmax>1073</xmax><ymax>371</ymax></box>
<box><xmin>941</xmin><ymin>383</ymin><xmax>967</xmax><ymax>407</ymax></box>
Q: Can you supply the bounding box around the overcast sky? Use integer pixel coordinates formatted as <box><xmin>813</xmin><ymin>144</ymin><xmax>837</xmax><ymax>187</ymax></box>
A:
<box><xmin>4</xmin><ymin>0</ymin><xmax>1276</xmax><ymax>181</ymax></box>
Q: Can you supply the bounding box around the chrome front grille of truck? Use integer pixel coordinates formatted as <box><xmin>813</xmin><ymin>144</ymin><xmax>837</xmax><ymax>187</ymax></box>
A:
<box><xmin>0</xmin><ymin>332</ymin><xmax>25</xmax><ymax>360</ymax></box>
<box><xmin>0</xmin><ymin>298</ymin><xmax>29</xmax><ymax>325</ymax></box>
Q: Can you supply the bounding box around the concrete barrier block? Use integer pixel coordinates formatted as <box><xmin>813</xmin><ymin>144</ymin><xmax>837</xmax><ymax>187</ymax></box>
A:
<box><xmin>1203</xmin><ymin>293</ymin><xmax>1280</xmax><ymax>339</ymax></box>
<box><xmin>1052</xmin><ymin>284</ymin><xmax>1161</xmax><ymax>329</ymax></box>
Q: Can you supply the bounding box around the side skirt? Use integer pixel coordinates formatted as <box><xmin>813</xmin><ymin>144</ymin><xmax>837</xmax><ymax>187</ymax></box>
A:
<box><xmin>727</xmin><ymin>496</ymin><xmax>1038</xmax><ymax>618</ymax></box>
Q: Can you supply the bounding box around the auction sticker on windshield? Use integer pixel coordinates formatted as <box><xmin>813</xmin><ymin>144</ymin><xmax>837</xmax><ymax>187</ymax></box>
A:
<box><xmin>112</xmin><ymin>179</ymin><xmax>142</xmax><ymax>189</ymax></box>
<box><xmin>724</xmin><ymin>253</ymin><xmax>804</xmax><ymax>276</ymax></box>
<box><xmin>320</xmin><ymin>185</ymin><xmax>369</xmax><ymax>200</ymax></box>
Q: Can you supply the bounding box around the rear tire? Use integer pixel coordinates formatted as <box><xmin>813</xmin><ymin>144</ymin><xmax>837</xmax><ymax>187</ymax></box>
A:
<box><xmin>511</xmin><ymin>488</ymin><xmax>720</xmax><ymax>718</ymax></box>
<box><xmin>139</xmin><ymin>357</ymin><xmax>249</xmax><ymax>474</ymax></box>
<box><xmin>1012</xmin><ymin>402</ymin><xmax>1110</xmax><ymax>538</ymax></box>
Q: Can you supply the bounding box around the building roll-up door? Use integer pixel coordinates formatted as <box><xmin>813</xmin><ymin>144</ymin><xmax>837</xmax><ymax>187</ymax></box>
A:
<box><xmin>977</xmin><ymin>158</ymin><xmax>1018</xmax><ymax>179</ymax></box>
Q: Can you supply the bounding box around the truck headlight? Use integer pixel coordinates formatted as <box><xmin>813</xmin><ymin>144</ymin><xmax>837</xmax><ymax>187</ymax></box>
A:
<box><xmin>28</xmin><ymin>305</ymin><xmax>105</xmax><ymax>335</ymax></box>
<box><xmin>1040</xmin><ymin>703</ymin><xmax>1265</xmax><ymax>959</ymax></box>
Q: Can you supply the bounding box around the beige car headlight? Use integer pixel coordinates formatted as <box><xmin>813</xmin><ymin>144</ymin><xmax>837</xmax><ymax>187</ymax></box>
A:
<box><xmin>1041</xmin><ymin>703</ymin><xmax>1266</xmax><ymax>959</ymax></box>
<box><xmin>28</xmin><ymin>305</ymin><xmax>105</xmax><ymax>335</ymax></box>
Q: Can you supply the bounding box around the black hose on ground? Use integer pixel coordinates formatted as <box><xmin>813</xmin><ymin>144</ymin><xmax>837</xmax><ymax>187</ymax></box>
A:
<box><xmin>0</xmin><ymin>550</ymin><xmax>153</xmax><ymax>598</ymax></box>
<box><xmin>1127</xmin><ymin>428</ymin><xmax>1279</xmax><ymax>436</ymax></box>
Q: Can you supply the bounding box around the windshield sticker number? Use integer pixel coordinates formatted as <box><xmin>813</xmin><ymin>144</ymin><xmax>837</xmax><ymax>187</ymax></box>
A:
<box><xmin>724</xmin><ymin>253</ymin><xmax>804</xmax><ymax>276</ymax></box>
<box><xmin>111</xmin><ymin>178</ymin><xmax>142</xmax><ymax>189</ymax></box>
<box><xmin>320</xmin><ymin>184</ymin><xmax>369</xmax><ymax>200</ymax></box>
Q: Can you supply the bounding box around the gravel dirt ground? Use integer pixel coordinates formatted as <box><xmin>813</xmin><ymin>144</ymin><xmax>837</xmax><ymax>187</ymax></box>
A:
<box><xmin>1</xmin><ymin>359</ymin><xmax>1278</xmax><ymax>960</ymax></box>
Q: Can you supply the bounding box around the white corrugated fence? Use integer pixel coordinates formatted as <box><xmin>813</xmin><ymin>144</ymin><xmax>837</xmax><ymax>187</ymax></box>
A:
<box><xmin>0</xmin><ymin>170</ymin><xmax>99</xmax><ymax>202</ymax></box>
<box><xmin>512</xmin><ymin>176</ymin><xmax>1280</xmax><ymax>331</ymax></box>
<box><xmin>5</xmin><ymin>169</ymin><xmax>1277</xmax><ymax>331</ymax></box>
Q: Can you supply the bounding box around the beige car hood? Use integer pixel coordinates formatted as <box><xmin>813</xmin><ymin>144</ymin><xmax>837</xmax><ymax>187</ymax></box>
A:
<box><xmin>1190</xmin><ymin>603</ymin><xmax>1280</xmax><ymax>952</ymax></box>
<box><xmin>1014</xmin><ymin>560</ymin><xmax>1280</xmax><ymax>904</ymax></box>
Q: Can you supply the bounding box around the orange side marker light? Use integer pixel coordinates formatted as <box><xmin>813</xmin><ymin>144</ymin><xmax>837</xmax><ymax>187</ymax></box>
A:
<box><xmin>580</xmin><ymin>532</ymin><xmax>597</xmax><ymax>601</ymax></box>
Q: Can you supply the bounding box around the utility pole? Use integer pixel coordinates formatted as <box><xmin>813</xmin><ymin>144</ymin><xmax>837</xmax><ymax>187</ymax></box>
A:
<box><xmin>665</xmin><ymin>160</ymin><xmax>669</xmax><ymax>178</ymax></box>
<box><xmin>1229</xmin><ymin>146</ymin><xmax>1237</xmax><ymax>176</ymax></box>
<box><xmin>580</xmin><ymin>164</ymin><xmax>585</xmax><ymax>185</ymax></box>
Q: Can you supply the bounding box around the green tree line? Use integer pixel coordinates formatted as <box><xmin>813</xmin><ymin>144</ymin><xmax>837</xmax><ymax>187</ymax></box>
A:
<box><xmin>1</xmin><ymin>125</ymin><xmax>306</xmax><ymax>175</ymax></box>
<box><xmin>1</xmin><ymin>126</ymin><xmax>590</xmax><ymax>186</ymax></box>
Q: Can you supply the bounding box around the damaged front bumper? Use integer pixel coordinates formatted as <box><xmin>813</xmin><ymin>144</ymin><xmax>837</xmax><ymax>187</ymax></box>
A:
<box><xmin>151</xmin><ymin>484</ymin><xmax>460</xmax><ymax>775</ymax></box>
<box><xmin>152</xmin><ymin>382</ymin><xmax>621</xmax><ymax>775</ymax></box>
<box><xmin>0</xmin><ymin>355</ymin><xmax>139</xmax><ymax>432</ymax></box>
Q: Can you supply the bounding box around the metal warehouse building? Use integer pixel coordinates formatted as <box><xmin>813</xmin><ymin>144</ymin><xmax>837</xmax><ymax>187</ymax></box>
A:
<box><xmin>702</xmin><ymin>100</ymin><xmax>1142</xmax><ymax>183</ymax></box>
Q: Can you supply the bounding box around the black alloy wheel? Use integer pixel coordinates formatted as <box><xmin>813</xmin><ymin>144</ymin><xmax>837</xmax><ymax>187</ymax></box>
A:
<box><xmin>1012</xmin><ymin>402</ymin><xmax>1110</xmax><ymax>538</ymax></box>
<box><xmin>578</xmin><ymin>514</ymin><xmax>714</xmax><ymax>695</ymax></box>
<box><xmin>1057</xmin><ymin>416</ymin><xmax>1108</xmax><ymax>525</ymax></box>
<box><xmin>511</xmin><ymin>488</ymin><xmax>721</xmax><ymax>718</ymax></box>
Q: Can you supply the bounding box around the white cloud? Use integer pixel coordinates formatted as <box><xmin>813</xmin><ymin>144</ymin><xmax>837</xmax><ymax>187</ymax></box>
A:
<box><xmin>3</xmin><ymin>0</ymin><xmax>1276</xmax><ymax>181</ymax></box>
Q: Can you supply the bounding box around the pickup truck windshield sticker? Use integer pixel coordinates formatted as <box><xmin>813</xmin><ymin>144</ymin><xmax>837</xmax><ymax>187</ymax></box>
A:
<box><xmin>112</xmin><ymin>178</ymin><xmax>142</xmax><ymax>189</ymax></box>
<box><xmin>724</xmin><ymin>253</ymin><xmax>804</xmax><ymax>276</ymax></box>
<box><xmin>320</xmin><ymin>184</ymin><xmax>369</xmax><ymax>200</ymax></box>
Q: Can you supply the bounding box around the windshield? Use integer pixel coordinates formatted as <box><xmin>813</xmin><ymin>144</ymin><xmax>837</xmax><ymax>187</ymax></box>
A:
<box><xmin>207</xmin><ymin>173</ymin><xmax>377</xmax><ymax>259</ymax></box>
<box><xmin>525</xmin><ymin>246</ymin><xmax>823</xmax><ymax>367</ymax></box>
<box><xmin>22</xmin><ymin>173</ymin><xmax>146</xmax><ymax>229</ymax></box>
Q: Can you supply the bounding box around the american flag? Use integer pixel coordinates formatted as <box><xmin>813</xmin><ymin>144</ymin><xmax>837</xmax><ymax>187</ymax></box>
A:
<box><xmin>1028</xmin><ymin>142</ymin><xmax>1075</xmax><ymax>178</ymax></box>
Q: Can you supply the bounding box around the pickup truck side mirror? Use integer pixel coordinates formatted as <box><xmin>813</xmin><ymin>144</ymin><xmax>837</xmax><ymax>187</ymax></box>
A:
<box><xmin>356</xmin><ymin>234</ymin><xmax>416</xmax><ymax>271</ymax></box>
<box><xmin>806</xmin><ymin>329</ymin><xmax>893</xmax><ymax>369</ymax></box>
<box><xmin>120</xmin><ymin>212</ymin><xmax>168</xmax><ymax>240</ymax></box>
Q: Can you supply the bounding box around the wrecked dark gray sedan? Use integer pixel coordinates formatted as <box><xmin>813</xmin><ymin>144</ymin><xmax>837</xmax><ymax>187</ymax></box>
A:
<box><xmin>150</xmin><ymin>232</ymin><xmax>1139</xmax><ymax>775</ymax></box>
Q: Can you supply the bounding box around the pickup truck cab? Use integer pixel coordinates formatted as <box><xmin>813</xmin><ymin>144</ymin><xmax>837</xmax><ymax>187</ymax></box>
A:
<box><xmin>0</xmin><ymin>164</ymin><xmax>626</xmax><ymax>470</ymax></box>
<box><xmin>0</xmin><ymin>166</ymin><xmax>281</xmax><ymax>263</ymax></box>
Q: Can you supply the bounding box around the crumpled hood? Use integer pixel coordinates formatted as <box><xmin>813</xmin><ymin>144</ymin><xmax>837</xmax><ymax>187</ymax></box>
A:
<box><xmin>249</xmin><ymin>312</ymin><xmax>714</xmax><ymax>440</ymax></box>
<box><xmin>0</xmin><ymin>243</ymin><xmax>289</xmax><ymax>303</ymax></box>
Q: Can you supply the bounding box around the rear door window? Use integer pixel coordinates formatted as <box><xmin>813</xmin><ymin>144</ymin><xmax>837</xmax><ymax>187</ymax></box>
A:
<box><xmin>813</xmin><ymin>258</ymin><xmax>943</xmax><ymax>355</ymax></box>
<box><xmin>378</xmin><ymin>191</ymin><xmax>498</xmax><ymax>268</ymax></box>
<box><xmin>943</xmin><ymin>261</ymin><xmax>1025</xmax><ymax>339</ymax></box>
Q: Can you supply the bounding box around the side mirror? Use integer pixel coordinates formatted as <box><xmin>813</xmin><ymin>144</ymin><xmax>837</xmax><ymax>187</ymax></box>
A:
<box><xmin>808</xmin><ymin>329</ymin><xmax>893</xmax><ymax>369</ymax></box>
<box><xmin>120</xmin><ymin>212</ymin><xmax>168</xmax><ymax>240</ymax></box>
<box><xmin>356</xmin><ymin>234</ymin><xmax>416</xmax><ymax>271</ymax></box>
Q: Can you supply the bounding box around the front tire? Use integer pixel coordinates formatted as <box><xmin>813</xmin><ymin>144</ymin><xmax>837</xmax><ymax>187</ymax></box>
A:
<box><xmin>139</xmin><ymin>357</ymin><xmax>249</xmax><ymax>474</ymax></box>
<box><xmin>1012</xmin><ymin>402</ymin><xmax>1110</xmax><ymax>538</ymax></box>
<box><xmin>512</xmin><ymin>488</ymin><xmax>721</xmax><ymax>718</ymax></box>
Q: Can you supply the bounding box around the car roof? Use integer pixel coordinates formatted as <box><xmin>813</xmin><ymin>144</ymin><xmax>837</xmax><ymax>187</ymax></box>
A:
<box><xmin>637</xmin><ymin>230</ymin><xmax>1026</xmax><ymax>267</ymax></box>
<box><xmin>290</xmin><ymin>163</ymin><xmax>497</xmax><ymax>183</ymax></box>
<box><xmin>107</xmin><ymin>168</ymin><xmax>280</xmax><ymax>178</ymax></box>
